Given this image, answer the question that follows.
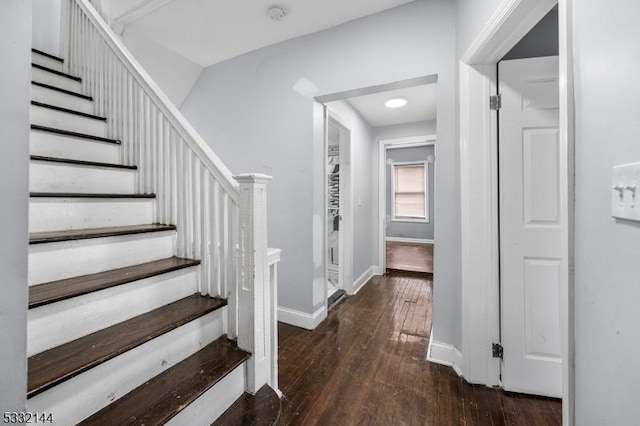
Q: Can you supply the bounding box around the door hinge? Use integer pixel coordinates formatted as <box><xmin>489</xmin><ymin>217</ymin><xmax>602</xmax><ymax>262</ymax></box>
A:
<box><xmin>492</xmin><ymin>343</ymin><xmax>504</xmax><ymax>359</ymax></box>
<box><xmin>490</xmin><ymin>94</ymin><xmax>502</xmax><ymax>110</ymax></box>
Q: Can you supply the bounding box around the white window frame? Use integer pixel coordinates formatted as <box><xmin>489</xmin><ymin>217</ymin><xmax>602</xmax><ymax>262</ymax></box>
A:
<box><xmin>390</xmin><ymin>160</ymin><xmax>429</xmax><ymax>223</ymax></box>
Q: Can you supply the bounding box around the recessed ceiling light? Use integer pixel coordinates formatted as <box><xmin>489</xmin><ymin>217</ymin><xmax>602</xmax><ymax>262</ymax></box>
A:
<box><xmin>385</xmin><ymin>97</ymin><xmax>407</xmax><ymax>108</ymax></box>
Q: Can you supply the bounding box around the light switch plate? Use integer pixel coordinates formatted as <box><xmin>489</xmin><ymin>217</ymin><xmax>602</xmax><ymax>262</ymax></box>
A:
<box><xmin>612</xmin><ymin>162</ymin><xmax>640</xmax><ymax>221</ymax></box>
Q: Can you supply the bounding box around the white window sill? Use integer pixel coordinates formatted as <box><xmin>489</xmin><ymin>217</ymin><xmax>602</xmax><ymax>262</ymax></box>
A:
<box><xmin>392</xmin><ymin>218</ymin><xmax>430</xmax><ymax>223</ymax></box>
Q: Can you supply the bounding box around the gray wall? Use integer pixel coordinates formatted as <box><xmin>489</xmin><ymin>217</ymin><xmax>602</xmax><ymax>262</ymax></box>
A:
<box><xmin>502</xmin><ymin>6</ymin><xmax>558</xmax><ymax>60</ymax></box>
<box><xmin>181</xmin><ymin>0</ymin><xmax>459</xmax><ymax>332</ymax></box>
<box><xmin>0</xmin><ymin>0</ymin><xmax>30</xmax><ymax>413</ymax></box>
<box><xmin>574</xmin><ymin>0</ymin><xmax>640</xmax><ymax>423</ymax></box>
<box><xmin>385</xmin><ymin>145</ymin><xmax>435</xmax><ymax>240</ymax></box>
<box><xmin>456</xmin><ymin>0</ymin><xmax>504</xmax><ymax>57</ymax></box>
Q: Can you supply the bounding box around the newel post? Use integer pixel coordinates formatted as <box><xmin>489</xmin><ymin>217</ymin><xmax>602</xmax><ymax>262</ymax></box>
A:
<box><xmin>234</xmin><ymin>173</ymin><xmax>272</xmax><ymax>394</ymax></box>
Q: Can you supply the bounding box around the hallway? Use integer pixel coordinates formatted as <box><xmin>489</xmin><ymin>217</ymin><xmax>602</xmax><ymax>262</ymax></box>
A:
<box><xmin>278</xmin><ymin>273</ymin><xmax>561</xmax><ymax>425</ymax></box>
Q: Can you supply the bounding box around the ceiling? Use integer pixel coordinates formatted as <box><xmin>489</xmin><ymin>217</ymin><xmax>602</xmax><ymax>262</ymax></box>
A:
<box><xmin>117</xmin><ymin>0</ymin><xmax>415</xmax><ymax>67</ymax></box>
<box><xmin>343</xmin><ymin>83</ymin><xmax>438</xmax><ymax>128</ymax></box>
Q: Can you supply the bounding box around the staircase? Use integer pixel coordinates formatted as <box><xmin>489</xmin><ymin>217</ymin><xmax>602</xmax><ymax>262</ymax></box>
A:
<box><xmin>26</xmin><ymin>5</ymin><xmax>281</xmax><ymax>422</ymax></box>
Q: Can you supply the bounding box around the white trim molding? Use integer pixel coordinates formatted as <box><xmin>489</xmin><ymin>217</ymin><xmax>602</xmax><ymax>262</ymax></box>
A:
<box><xmin>277</xmin><ymin>306</ymin><xmax>325</xmax><ymax>330</ymax></box>
<box><xmin>427</xmin><ymin>334</ymin><xmax>464</xmax><ymax>377</ymax></box>
<box><xmin>352</xmin><ymin>265</ymin><xmax>376</xmax><ymax>295</ymax></box>
<box><xmin>385</xmin><ymin>237</ymin><xmax>434</xmax><ymax>244</ymax></box>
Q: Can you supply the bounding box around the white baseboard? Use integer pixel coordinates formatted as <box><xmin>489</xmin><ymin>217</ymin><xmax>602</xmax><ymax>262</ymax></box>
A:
<box><xmin>427</xmin><ymin>329</ymin><xmax>464</xmax><ymax>377</ymax></box>
<box><xmin>386</xmin><ymin>237</ymin><xmax>434</xmax><ymax>244</ymax></box>
<box><xmin>352</xmin><ymin>265</ymin><xmax>376</xmax><ymax>295</ymax></box>
<box><xmin>277</xmin><ymin>306</ymin><xmax>325</xmax><ymax>330</ymax></box>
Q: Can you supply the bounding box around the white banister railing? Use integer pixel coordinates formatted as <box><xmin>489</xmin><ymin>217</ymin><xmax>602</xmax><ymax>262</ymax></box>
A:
<box><xmin>65</xmin><ymin>0</ymin><xmax>278</xmax><ymax>393</ymax></box>
<box><xmin>66</xmin><ymin>0</ymin><xmax>239</xmax><ymax>299</ymax></box>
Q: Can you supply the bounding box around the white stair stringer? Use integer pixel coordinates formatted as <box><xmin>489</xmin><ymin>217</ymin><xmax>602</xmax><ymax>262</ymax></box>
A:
<box><xmin>30</xmin><ymin>129</ymin><xmax>121</xmax><ymax>164</ymax></box>
<box><xmin>166</xmin><ymin>362</ymin><xmax>246</xmax><ymax>426</ymax></box>
<box><xmin>30</xmin><ymin>160</ymin><xmax>136</xmax><ymax>194</ymax></box>
<box><xmin>31</xmin><ymin>103</ymin><xmax>107</xmax><ymax>136</ymax></box>
<box><xmin>30</xmin><ymin>197</ymin><xmax>155</xmax><ymax>232</ymax></box>
<box><xmin>27</xmin><ymin>308</ymin><xmax>226</xmax><ymax>426</ymax></box>
<box><xmin>28</xmin><ymin>268</ymin><xmax>199</xmax><ymax>356</ymax></box>
<box><xmin>29</xmin><ymin>231</ymin><xmax>175</xmax><ymax>285</ymax></box>
<box><xmin>31</xmin><ymin>66</ymin><xmax>82</xmax><ymax>93</ymax></box>
<box><xmin>31</xmin><ymin>51</ymin><xmax>64</xmax><ymax>72</ymax></box>
<box><xmin>31</xmin><ymin>83</ymin><xmax>94</xmax><ymax>114</ymax></box>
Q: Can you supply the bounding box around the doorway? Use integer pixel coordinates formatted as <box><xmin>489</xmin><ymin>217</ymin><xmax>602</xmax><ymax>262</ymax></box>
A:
<box><xmin>380</xmin><ymin>137</ymin><xmax>436</xmax><ymax>275</ymax></box>
<box><xmin>459</xmin><ymin>0</ymin><xmax>573</xmax><ymax>422</ymax></box>
<box><xmin>325</xmin><ymin>114</ymin><xmax>352</xmax><ymax>308</ymax></box>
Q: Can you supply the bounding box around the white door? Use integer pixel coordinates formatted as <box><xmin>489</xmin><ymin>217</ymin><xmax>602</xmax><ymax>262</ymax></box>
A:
<box><xmin>499</xmin><ymin>56</ymin><xmax>563</xmax><ymax>397</ymax></box>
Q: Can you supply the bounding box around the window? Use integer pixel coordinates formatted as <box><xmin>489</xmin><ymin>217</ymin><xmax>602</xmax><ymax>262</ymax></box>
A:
<box><xmin>392</xmin><ymin>161</ymin><xmax>428</xmax><ymax>221</ymax></box>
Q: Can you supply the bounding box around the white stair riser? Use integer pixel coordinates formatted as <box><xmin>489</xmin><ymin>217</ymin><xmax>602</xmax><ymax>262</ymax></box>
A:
<box><xmin>28</xmin><ymin>268</ymin><xmax>199</xmax><ymax>356</ymax></box>
<box><xmin>30</xmin><ymin>130</ymin><xmax>121</xmax><ymax>164</ymax></box>
<box><xmin>31</xmin><ymin>104</ymin><xmax>106</xmax><ymax>136</ymax></box>
<box><xmin>32</xmin><ymin>84</ymin><xmax>94</xmax><ymax>114</ymax></box>
<box><xmin>27</xmin><ymin>309</ymin><xmax>226</xmax><ymax>426</ymax></box>
<box><xmin>32</xmin><ymin>52</ymin><xmax>64</xmax><ymax>72</ymax></box>
<box><xmin>30</xmin><ymin>198</ymin><xmax>154</xmax><ymax>232</ymax></box>
<box><xmin>30</xmin><ymin>161</ymin><xmax>135</xmax><ymax>194</ymax></box>
<box><xmin>167</xmin><ymin>363</ymin><xmax>246</xmax><ymax>426</ymax></box>
<box><xmin>29</xmin><ymin>231</ymin><xmax>175</xmax><ymax>285</ymax></box>
<box><xmin>32</xmin><ymin>67</ymin><xmax>82</xmax><ymax>93</ymax></box>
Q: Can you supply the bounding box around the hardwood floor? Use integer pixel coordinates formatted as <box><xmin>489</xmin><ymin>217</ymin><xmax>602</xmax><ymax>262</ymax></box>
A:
<box><xmin>386</xmin><ymin>241</ymin><xmax>434</xmax><ymax>274</ymax></box>
<box><xmin>278</xmin><ymin>272</ymin><xmax>561</xmax><ymax>425</ymax></box>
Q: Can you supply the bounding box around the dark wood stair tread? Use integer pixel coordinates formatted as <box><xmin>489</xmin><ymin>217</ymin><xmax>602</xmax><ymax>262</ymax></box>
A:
<box><xmin>30</xmin><ymin>155</ymin><xmax>137</xmax><ymax>170</ymax></box>
<box><xmin>29</xmin><ymin>257</ymin><xmax>200</xmax><ymax>308</ymax></box>
<box><xmin>32</xmin><ymin>48</ymin><xmax>64</xmax><ymax>63</ymax></box>
<box><xmin>212</xmin><ymin>385</ymin><xmax>281</xmax><ymax>426</ymax></box>
<box><xmin>30</xmin><ymin>192</ymin><xmax>155</xmax><ymax>199</ymax></box>
<box><xmin>32</xmin><ymin>63</ymin><xmax>81</xmax><ymax>81</ymax></box>
<box><xmin>79</xmin><ymin>336</ymin><xmax>250</xmax><ymax>425</ymax></box>
<box><xmin>31</xmin><ymin>101</ymin><xmax>106</xmax><ymax>121</ymax></box>
<box><xmin>32</xmin><ymin>81</ymin><xmax>93</xmax><ymax>100</ymax></box>
<box><xmin>28</xmin><ymin>294</ymin><xmax>227</xmax><ymax>398</ymax></box>
<box><xmin>30</xmin><ymin>224</ymin><xmax>176</xmax><ymax>244</ymax></box>
<box><xmin>31</xmin><ymin>124</ymin><xmax>121</xmax><ymax>144</ymax></box>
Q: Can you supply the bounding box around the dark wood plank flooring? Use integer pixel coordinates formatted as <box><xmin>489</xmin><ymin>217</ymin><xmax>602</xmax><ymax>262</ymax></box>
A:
<box><xmin>278</xmin><ymin>272</ymin><xmax>561</xmax><ymax>425</ymax></box>
<box><xmin>386</xmin><ymin>241</ymin><xmax>434</xmax><ymax>274</ymax></box>
<box><xmin>212</xmin><ymin>384</ymin><xmax>281</xmax><ymax>426</ymax></box>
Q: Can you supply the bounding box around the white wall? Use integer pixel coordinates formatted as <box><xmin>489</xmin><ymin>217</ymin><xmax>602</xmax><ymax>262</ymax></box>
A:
<box><xmin>456</xmin><ymin>0</ymin><xmax>504</xmax><ymax>56</ymax></box>
<box><xmin>181</xmin><ymin>0</ymin><xmax>459</xmax><ymax>335</ymax></box>
<box><xmin>32</xmin><ymin>0</ymin><xmax>61</xmax><ymax>56</ymax></box>
<box><xmin>0</xmin><ymin>0</ymin><xmax>30</xmax><ymax>413</ymax></box>
<box><xmin>122</xmin><ymin>27</ymin><xmax>203</xmax><ymax>107</ymax></box>
<box><xmin>573</xmin><ymin>0</ymin><xmax>640</xmax><ymax>423</ymax></box>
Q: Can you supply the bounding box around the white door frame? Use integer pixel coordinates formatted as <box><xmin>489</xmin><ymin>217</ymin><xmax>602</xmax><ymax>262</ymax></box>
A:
<box><xmin>378</xmin><ymin>135</ymin><xmax>436</xmax><ymax>271</ymax></box>
<box><xmin>324</xmin><ymin>109</ymin><xmax>354</xmax><ymax>296</ymax></box>
<box><xmin>458</xmin><ymin>0</ymin><xmax>574</xmax><ymax>424</ymax></box>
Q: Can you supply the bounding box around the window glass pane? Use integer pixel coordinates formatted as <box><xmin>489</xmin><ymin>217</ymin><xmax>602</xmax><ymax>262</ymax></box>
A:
<box><xmin>395</xmin><ymin>165</ymin><xmax>425</xmax><ymax>192</ymax></box>
<box><xmin>395</xmin><ymin>193</ymin><xmax>425</xmax><ymax>218</ymax></box>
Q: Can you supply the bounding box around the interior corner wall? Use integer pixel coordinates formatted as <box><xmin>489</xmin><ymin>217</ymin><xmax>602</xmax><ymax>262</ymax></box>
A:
<box><xmin>0</xmin><ymin>0</ymin><xmax>31</xmax><ymax>413</ymax></box>
<box><xmin>573</xmin><ymin>0</ymin><xmax>640</xmax><ymax>423</ymax></box>
<box><xmin>32</xmin><ymin>0</ymin><xmax>61</xmax><ymax>56</ymax></box>
<box><xmin>122</xmin><ymin>28</ymin><xmax>203</xmax><ymax>108</ymax></box>
<box><xmin>181</xmin><ymin>0</ymin><xmax>459</xmax><ymax>335</ymax></box>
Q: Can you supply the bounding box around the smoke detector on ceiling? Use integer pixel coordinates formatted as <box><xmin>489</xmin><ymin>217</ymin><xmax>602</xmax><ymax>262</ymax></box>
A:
<box><xmin>268</xmin><ymin>6</ymin><xmax>286</xmax><ymax>21</ymax></box>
